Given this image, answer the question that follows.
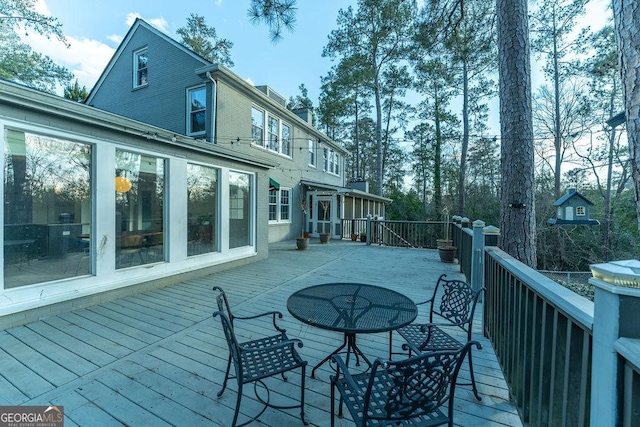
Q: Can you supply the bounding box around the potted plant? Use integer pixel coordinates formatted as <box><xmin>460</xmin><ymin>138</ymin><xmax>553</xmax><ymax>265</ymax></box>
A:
<box><xmin>296</xmin><ymin>193</ymin><xmax>309</xmax><ymax>250</ymax></box>
<box><xmin>438</xmin><ymin>245</ymin><xmax>457</xmax><ymax>263</ymax></box>
<box><xmin>436</xmin><ymin>209</ymin><xmax>452</xmax><ymax>248</ymax></box>
<box><xmin>359</xmin><ymin>232</ymin><xmax>367</xmax><ymax>242</ymax></box>
<box><xmin>319</xmin><ymin>200</ymin><xmax>331</xmax><ymax>244</ymax></box>
<box><xmin>350</xmin><ymin>232</ymin><xmax>358</xmax><ymax>241</ymax></box>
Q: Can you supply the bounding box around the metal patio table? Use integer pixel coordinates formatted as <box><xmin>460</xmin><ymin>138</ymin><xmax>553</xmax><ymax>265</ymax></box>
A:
<box><xmin>287</xmin><ymin>282</ymin><xmax>418</xmax><ymax>378</ymax></box>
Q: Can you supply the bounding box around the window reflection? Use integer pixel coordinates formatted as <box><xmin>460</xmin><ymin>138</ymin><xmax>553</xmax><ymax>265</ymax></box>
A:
<box><xmin>4</xmin><ymin>130</ymin><xmax>92</xmax><ymax>288</ymax></box>
<box><xmin>187</xmin><ymin>164</ymin><xmax>218</xmax><ymax>256</ymax></box>
<box><xmin>115</xmin><ymin>150</ymin><xmax>164</xmax><ymax>268</ymax></box>
<box><xmin>229</xmin><ymin>171</ymin><xmax>251</xmax><ymax>248</ymax></box>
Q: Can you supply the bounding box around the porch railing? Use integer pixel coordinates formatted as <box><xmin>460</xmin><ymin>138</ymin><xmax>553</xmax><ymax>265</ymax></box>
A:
<box><xmin>483</xmin><ymin>246</ymin><xmax>594</xmax><ymax>426</ymax></box>
<box><xmin>341</xmin><ymin>219</ymin><xmax>447</xmax><ymax>248</ymax></box>
<box><xmin>458</xmin><ymin>220</ymin><xmax>640</xmax><ymax>427</ymax></box>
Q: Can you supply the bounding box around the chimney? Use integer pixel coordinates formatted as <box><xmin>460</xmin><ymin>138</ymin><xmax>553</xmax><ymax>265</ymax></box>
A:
<box><xmin>293</xmin><ymin>107</ymin><xmax>313</xmax><ymax>126</ymax></box>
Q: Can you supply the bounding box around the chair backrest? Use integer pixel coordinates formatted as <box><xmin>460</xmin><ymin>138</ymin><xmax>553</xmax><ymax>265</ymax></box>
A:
<box><xmin>213</xmin><ymin>286</ymin><xmax>236</xmax><ymax>327</ymax></box>
<box><xmin>212</xmin><ymin>287</ymin><xmax>243</xmax><ymax>380</ymax></box>
<box><xmin>364</xmin><ymin>341</ymin><xmax>479</xmax><ymax>424</ymax></box>
<box><xmin>430</xmin><ymin>274</ymin><xmax>484</xmax><ymax>334</ymax></box>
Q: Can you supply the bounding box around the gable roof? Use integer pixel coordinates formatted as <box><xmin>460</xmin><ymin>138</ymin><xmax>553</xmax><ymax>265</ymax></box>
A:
<box><xmin>86</xmin><ymin>18</ymin><xmax>209</xmax><ymax>104</ymax></box>
<box><xmin>553</xmin><ymin>189</ymin><xmax>594</xmax><ymax>206</ymax></box>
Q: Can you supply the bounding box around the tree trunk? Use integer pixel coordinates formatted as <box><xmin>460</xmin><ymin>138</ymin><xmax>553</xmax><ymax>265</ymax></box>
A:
<box><xmin>374</xmin><ymin>63</ymin><xmax>384</xmax><ymax>197</ymax></box>
<box><xmin>497</xmin><ymin>0</ymin><xmax>537</xmax><ymax>267</ymax></box>
<box><xmin>458</xmin><ymin>60</ymin><xmax>469</xmax><ymax>216</ymax></box>
<box><xmin>612</xmin><ymin>0</ymin><xmax>640</xmax><ymax>233</ymax></box>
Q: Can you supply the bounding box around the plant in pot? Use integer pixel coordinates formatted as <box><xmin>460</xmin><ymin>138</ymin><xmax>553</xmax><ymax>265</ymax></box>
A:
<box><xmin>359</xmin><ymin>232</ymin><xmax>367</xmax><ymax>242</ymax></box>
<box><xmin>296</xmin><ymin>193</ymin><xmax>309</xmax><ymax>250</ymax></box>
<box><xmin>436</xmin><ymin>209</ymin><xmax>452</xmax><ymax>248</ymax></box>
<box><xmin>319</xmin><ymin>200</ymin><xmax>331</xmax><ymax>244</ymax></box>
<box><xmin>438</xmin><ymin>245</ymin><xmax>457</xmax><ymax>263</ymax></box>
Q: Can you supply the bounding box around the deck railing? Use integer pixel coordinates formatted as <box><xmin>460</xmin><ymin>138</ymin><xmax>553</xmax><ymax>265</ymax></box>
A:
<box><xmin>341</xmin><ymin>219</ymin><xmax>447</xmax><ymax>248</ymax></box>
<box><xmin>483</xmin><ymin>246</ymin><xmax>594</xmax><ymax>426</ymax></box>
<box><xmin>452</xmin><ymin>220</ymin><xmax>640</xmax><ymax>427</ymax></box>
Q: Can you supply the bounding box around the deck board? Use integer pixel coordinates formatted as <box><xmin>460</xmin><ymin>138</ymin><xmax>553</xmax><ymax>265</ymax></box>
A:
<box><xmin>0</xmin><ymin>240</ymin><xmax>522</xmax><ymax>426</ymax></box>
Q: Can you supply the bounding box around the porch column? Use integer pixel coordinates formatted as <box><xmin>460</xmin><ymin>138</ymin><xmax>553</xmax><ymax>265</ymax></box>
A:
<box><xmin>589</xmin><ymin>260</ymin><xmax>640</xmax><ymax>426</ymax></box>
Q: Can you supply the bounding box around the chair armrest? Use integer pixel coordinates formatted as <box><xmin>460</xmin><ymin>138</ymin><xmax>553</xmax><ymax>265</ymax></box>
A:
<box><xmin>330</xmin><ymin>355</ymin><xmax>360</xmax><ymax>392</ymax></box>
<box><xmin>234</xmin><ymin>310</ymin><xmax>286</xmax><ymax>333</ymax></box>
<box><xmin>414</xmin><ymin>296</ymin><xmax>434</xmax><ymax>306</ymax></box>
<box><xmin>240</xmin><ymin>337</ymin><xmax>304</xmax><ymax>354</ymax></box>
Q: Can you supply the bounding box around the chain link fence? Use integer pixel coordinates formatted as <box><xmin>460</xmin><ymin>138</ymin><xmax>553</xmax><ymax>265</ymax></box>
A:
<box><xmin>539</xmin><ymin>270</ymin><xmax>594</xmax><ymax>301</ymax></box>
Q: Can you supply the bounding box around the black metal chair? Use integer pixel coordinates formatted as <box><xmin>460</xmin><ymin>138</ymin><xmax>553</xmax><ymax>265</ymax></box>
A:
<box><xmin>390</xmin><ymin>274</ymin><xmax>485</xmax><ymax>400</ymax></box>
<box><xmin>331</xmin><ymin>341</ymin><xmax>482</xmax><ymax>426</ymax></box>
<box><xmin>212</xmin><ymin>286</ymin><xmax>308</xmax><ymax>427</ymax></box>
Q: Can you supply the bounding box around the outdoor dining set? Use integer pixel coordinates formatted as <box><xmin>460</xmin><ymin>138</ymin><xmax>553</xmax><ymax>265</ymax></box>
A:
<box><xmin>211</xmin><ymin>274</ymin><xmax>484</xmax><ymax>427</ymax></box>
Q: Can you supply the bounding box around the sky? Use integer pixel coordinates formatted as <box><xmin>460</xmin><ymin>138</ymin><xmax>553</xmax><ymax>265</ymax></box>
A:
<box><xmin>25</xmin><ymin>0</ymin><xmax>612</xmax><ymax>139</ymax></box>
<box><xmin>27</xmin><ymin>0</ymin><xmax>359</xmax><ymax>105</ymax></box>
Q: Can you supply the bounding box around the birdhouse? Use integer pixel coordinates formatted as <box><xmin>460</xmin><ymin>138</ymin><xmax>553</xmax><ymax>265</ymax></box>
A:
<box><xmin>548</xmin><ymin>188</ymin><xmax>599</xmax><ymax>226</ymax></box>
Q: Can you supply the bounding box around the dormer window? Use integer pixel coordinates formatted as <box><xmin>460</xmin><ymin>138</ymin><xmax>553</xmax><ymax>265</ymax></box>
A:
<box><xmin>133</xmin><ymin>48</ymin><xmax>148</xmax><ymax>88</ymax></box>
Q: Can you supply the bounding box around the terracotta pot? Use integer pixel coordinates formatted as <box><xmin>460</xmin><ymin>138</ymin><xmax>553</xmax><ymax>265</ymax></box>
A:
<box><xmin>296</xmin><ymin>237</ymin><xmax>309</xmax><ymax>250</ymax></box>
<box><xmin>350</xmin><ymin>234</ymin><xmax>358</xmax><ymax>241</ymax></box>
<box><xmin>319</xmin><ymin>233</ymin><xmax>331</xmax><ymax>244</ymax></box>
<box><xmin>438</xmin><ymin>246</ymin><xmax>457</xmax><ymax>263</ymax></box>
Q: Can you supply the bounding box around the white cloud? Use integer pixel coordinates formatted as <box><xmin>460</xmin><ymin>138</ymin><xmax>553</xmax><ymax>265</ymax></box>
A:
<box><xmin>22</xmin><ymin>31</ymin><xmax>114</xmax><ymax>92</ymax></box>
<box><xmin>125</xmin><ymin>12</ymin><xmax>169</xmax><ymax>34</ymax></box>
<box><xmin>215</xmin><ymin>0</ymin><xmax>223</xmax><ymax>6</ymax></box>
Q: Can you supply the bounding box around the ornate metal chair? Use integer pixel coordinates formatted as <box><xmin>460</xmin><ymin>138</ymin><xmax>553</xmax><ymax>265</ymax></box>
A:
<box><xmin>390</xmin><ymin>274</ymin><xmax>485</xmax><ymax>400</ymax></box>
<box><xmin>330</xmin><ymin>341</ymin><xmax>481</xmax><ymax>426</ymax></box>
<box><xmin>212</xmin><ymin>286</ymin><xmax>308</xmax><ymax>427</ymax></box>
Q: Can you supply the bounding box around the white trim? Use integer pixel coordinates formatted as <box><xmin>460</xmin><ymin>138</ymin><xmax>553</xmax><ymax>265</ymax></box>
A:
<box><xmin>133</xmin><ymin>47</ymin><xmax>148</xmax><ymax>88</ymax></box>
<box><xmin>186</xmin><ymin>85</ymin><xmax>206</xmax><ymax>136</ymax></box>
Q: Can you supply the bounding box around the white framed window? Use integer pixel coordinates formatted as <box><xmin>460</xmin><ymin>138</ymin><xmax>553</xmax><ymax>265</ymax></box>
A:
<box><xmin>187</xmin><ymin>86</ymin><xmax>206</xmax><ymax>136</ymax></box>
<box><xmin>323</xmin><ymin>147</ymin><xmax>329</xmax><ymax>171</ymax></box>
<box><xmin>268</xmin><ymin>115</ymin><xmax>279</xmax><ymax>151</ymax></box>
<box><xmin>308</xmin><ymin>139</ymin><xmax>315</xmax><ymax>167</ymax></box>
<box><xmin>576</xmin><ymin>206</ymin><xmax>586</xmax><ymax>216</ymax></box>
<box><xmin>281</xmin><ymin>123</ymin><xmax>291</xmax><ymax>156</ymax></box>
<box><xmin>251</xmin><ymin>107</ymin><xmax>265</xmax><ymax>146</ymax></box>
<box><xmin>133</xmin><ymin>48</ymin><xmax>148</xmax><ymax>88</ymax></box>
<box><xmin>280</xmin><ymin>188</ymin><xmax>290</xmax><ymax>220</ymax></box>
<box><xmin>269</xmin><ymin>189</ymin><xmax>277</xmax><ymax>221</ymax></box>
<box><xmin>269</xmin><ymin>187</ymin><xmax>291</xmax><ymax>223</ymax></box>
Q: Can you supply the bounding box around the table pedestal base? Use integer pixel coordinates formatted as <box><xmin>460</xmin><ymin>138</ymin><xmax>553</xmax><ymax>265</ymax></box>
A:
<box><xmin>311</xmin><ymin>332</ymin><xmax>371</xmax><ymax>379</ymax></box>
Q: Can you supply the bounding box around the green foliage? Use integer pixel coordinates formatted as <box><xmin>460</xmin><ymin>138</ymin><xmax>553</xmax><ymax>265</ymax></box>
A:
<box><xmin>0</xmin><ymin>2</ymin><xmax>72</xmax><ymax>93</ymax></box>
<box><xmin>287</xmin><ymin>83</ymin><xmax>313</xmax><ymax>111</ymax></box>
<box><xmin>247</xmin><ymin>0</ymin><xmax>296</xmax><ymax>42</ymax></box>
<box><xmin>63</xmin><ymin>79</ymin><xmax>89</xmax><ymax>102</ymax></box>
<box><xmin>177</xmin><ymin>13</ymin><xmax>234</xmax><ymax>67</ymax></box>
<box><xmin>384</xmin><ymin>188</ymin><xmax>427</xmax><ymax>220</ymax></box>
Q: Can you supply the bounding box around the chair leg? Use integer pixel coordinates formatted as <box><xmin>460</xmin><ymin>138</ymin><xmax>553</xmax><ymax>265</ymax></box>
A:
<box><xmin>218</xmin><ymin>355</ymin><xmax>232</xmax><ymax>398</ymax></box>
<box><xmin>300</xmin><ymin>365</ymin><xmax>308</xmax><ymax>425</ymax></box>
<box><xmin>330</xmin><ymin>379</ymin><xmax>336</xmax><ymax>427</ymax></box>
<box><xmin>231</xmin><ymin>382</ymin><xmax>243</xmax><ymax>427</ymax></box>
<box><xmin>468</xmin><ymin>349</ymin><xmax>482</xmax><ymax>401</ymax></box>
<box><xmin>388</xmin><ymin>331</ymin><xmax>393</xmax><ymax>360</ymax></box>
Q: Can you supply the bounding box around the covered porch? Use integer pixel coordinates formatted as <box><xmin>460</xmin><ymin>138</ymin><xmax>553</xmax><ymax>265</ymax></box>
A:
<box><xmin>0</xmin><ymin>240</ymin><xmax>521</xmax><ymax>426</ymax></box>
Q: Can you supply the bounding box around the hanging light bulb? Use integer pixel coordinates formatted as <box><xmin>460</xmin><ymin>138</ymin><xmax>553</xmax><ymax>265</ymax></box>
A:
<box><xmin>115</xmin><ymin>176</ymin><xmax>132</xmax><ymax>193</ymax></box>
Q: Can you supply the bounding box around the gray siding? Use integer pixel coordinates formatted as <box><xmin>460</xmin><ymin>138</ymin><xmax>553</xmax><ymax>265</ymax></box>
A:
<box><xmin>89</xmin><ymin>25</ymin><xmax>207</xmax><ymax>135</ymax></box>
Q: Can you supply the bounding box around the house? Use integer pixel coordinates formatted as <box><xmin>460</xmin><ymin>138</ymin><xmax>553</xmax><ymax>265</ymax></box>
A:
<box><xmin>0</xmin><ymin>78</ymin><xmax>282</xmax><ymax>328</ymax></box>
<box><xmin>86</xmin><ymin>18</ymin><xmax>389</xmax><ymax>242</ymax></box>
<box><xmin>548</xmin><ymin>188</ymin><xmax>600</xmax><ymax>225</ymax></box>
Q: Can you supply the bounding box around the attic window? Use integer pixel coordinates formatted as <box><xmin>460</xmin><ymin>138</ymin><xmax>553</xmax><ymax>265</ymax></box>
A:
<box><xmin>576</xmin><ymin>206</ymin><xmax>586</xmax><ymax>216</ymax></box>
<box><xmin>134</xmin><ymin>48</ymin><xmax>148</xmax><ymax>88</ymax></box>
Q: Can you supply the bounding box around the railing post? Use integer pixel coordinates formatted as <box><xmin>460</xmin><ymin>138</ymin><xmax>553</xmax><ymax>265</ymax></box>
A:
<box><xmin>366</xmin><ymin>214</ymin><xmax>371</xmax><ymax>246</ymax></box>
<box><xmin>483</xmin><ymin>225</ymin><xmax>500</xmax><ymax>247</ymax></box>
<box><xmin>471</xmin><ymin>220</ymin><xmax>485</xmax><ymax>295</ymax></box>
<box><xmin>589</xmin><ymin>261</ymin><xmax>640</xmax><ymax>426</ymax></box>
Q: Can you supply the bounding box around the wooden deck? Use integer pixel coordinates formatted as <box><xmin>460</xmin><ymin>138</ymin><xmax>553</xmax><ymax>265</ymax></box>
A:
<box><xmin>0</xmin><ymin>240</ymin><xmax>522</xmax><ymax>426</ymax></box>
